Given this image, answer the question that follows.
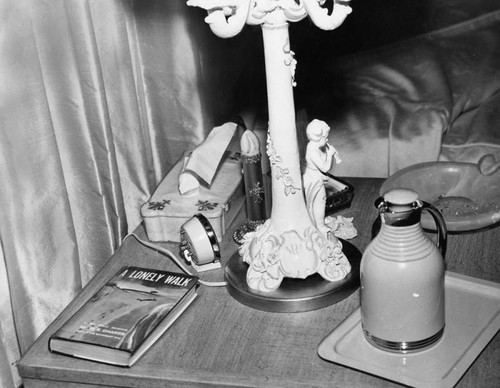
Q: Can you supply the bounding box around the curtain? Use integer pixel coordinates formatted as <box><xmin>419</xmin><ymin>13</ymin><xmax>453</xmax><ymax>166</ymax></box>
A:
<box><xmin>0</xmin><ymin>0</ymin><xmax>255</xmax><ymax>386</ymax></box>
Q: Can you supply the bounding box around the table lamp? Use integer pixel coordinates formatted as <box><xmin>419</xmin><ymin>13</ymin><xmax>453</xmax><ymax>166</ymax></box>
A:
<box><xmin>188</xmin><ymin>0</ymin><xmax>358</xmax><ymax>310</ymax></box>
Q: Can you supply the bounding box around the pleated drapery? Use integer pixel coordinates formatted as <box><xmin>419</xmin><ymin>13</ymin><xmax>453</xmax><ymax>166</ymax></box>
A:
<box><xmin>0</xmin><ymin>0</ymin><xmax>253</xmax><ymax>385</ymax></box>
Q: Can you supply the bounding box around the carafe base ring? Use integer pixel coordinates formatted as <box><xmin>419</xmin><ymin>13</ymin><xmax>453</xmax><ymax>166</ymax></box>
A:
<box><xmin>363</xmin><ymin>327</ymin><xmax>444</xmax><ymax>353</ymax></box>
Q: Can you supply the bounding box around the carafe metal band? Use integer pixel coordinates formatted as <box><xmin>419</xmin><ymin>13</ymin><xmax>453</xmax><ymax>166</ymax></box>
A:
<box><xmin>363</xmin><ymin>327</ymin><xmax>445</xmax><ymax>353</ymax></box>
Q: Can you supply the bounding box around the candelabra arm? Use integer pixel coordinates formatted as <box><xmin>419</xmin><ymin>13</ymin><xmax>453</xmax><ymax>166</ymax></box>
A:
<box><xmin>302</xmin><ymin>0</ymin><xmax>352</xmax><ymax>31</ymax></box>
<box><xmin>187</xmin><ymin>0</ymin><xmax>251</xmax><ymax>38</ymax></box>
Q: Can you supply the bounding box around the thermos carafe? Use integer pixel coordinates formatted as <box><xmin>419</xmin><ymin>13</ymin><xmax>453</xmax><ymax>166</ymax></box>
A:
<box><xmin>360</xmin><ymin>188</ymin><xmax>447</xmax><ymax>353</ymax></box>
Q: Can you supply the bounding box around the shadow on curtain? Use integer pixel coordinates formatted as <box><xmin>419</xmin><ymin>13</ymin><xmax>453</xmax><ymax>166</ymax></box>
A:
<box><xmin>0</xmin><ymin>0</ymin><xmax>255</xmax><ymax>386</ymax></box>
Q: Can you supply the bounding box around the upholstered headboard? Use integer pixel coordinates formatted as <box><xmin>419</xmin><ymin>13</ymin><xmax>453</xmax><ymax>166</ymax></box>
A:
<box><xmin>302</xmin><ymin>10</ymin><xmax>500</xmax><ymax>177</ymax></box>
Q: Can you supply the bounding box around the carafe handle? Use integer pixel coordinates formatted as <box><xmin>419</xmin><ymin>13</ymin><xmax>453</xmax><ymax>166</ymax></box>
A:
<box><xmin>421</xmin><ymin>201</ymin><xmax>447</xmax><ymax>258</ymax></box>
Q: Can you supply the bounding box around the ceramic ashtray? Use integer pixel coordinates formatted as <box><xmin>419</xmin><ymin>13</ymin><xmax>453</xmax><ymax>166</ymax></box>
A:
<box><xmin>380</xmin><ymin>154</ymin><xmax>500</xmax><ymax>232</ymax></box>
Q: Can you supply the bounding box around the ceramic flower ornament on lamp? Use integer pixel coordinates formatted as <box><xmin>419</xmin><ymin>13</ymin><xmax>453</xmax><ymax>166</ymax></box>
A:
<box><xmin>187</xmin><ymin>0</ymin><xmax>353</xmax><ymax>292</ymax></box>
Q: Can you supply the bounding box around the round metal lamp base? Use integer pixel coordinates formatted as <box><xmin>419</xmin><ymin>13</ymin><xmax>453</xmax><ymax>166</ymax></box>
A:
<box><xmin>225</xmin><ymin>239</ymin><xmax>361</xmax><ymax>313</ymax></box>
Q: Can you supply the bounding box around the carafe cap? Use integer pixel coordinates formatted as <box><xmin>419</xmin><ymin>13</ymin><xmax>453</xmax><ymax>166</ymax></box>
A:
<box><xmin>378</xmin><ymin>188</ymin><xmax>421</xmax><ymax>221</ymax></box>
<box><xmin>384</xmin><ymin>188</ymin><xmax>419</xmax><ymax>206</ymax></box>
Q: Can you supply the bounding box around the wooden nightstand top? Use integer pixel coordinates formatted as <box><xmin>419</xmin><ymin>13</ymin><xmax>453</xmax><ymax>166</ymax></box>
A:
<box><xmin>18</xmin><ymin>178</ymin><xmax>500</xmax><ymax>388</ymax></box>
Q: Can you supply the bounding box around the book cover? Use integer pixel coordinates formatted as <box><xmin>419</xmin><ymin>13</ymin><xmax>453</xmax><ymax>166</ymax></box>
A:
<box><xmin>49</xmin><ymin>266</ymin><xmax>199</xmax><ymax>367</ymax></box>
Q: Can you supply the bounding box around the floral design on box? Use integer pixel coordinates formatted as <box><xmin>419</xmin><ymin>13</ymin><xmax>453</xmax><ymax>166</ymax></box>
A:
<box><xmin>196</xmin><ymin>200</ymin><xmax>218</xmax><ymax>211</ymax></box>
<box><xmin>229</xmin><ymin>151</ymin><xmax>241</xmax><ymax>161</ymax></box>
<box><xmin>148</xmin><ymin>199</ymin><xmax>171</xmax><ymax>211</ymax></box>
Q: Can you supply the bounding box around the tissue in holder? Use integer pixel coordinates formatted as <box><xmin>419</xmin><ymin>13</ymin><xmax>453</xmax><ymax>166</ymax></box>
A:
<box><xmin>141</xmin><ymin>123</ymin><xmax>244</xmax><ymax>243</ymax></box>
<box><xmin>179</xmin><ymin>122</ymin><xmax>237</xmax><ymax>196</ymax></box>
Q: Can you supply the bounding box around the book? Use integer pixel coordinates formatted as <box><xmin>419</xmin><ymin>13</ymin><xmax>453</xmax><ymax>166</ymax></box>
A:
<box><xmin>49</xmin><ymin>266</ymin><xmax>199</xmax><ymax>367</ymax></box>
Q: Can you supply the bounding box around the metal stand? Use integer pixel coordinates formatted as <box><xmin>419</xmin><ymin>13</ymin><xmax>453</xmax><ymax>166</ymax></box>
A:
<box><xmin>225</xmin><ymin>239</ymin><xmax>361</xmax><ymax>312</ymax></box>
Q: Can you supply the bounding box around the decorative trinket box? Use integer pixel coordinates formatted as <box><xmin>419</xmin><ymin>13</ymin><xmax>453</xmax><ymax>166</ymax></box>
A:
<box><xmin>325</xmin><ymin>174</ymin><xmax>354</xmax><ymax>215</ymax></box>
<box><xmin>141</xmin><ymin>152</ymin><xmax>245</xmax><ymax>243</ymax></box>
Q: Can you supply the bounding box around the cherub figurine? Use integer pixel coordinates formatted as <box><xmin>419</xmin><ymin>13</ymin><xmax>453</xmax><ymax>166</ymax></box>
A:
<box><xmin>303</xmin><ymin>119</ymin><xmax>341</xmax><ymax>234</ymax></box>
